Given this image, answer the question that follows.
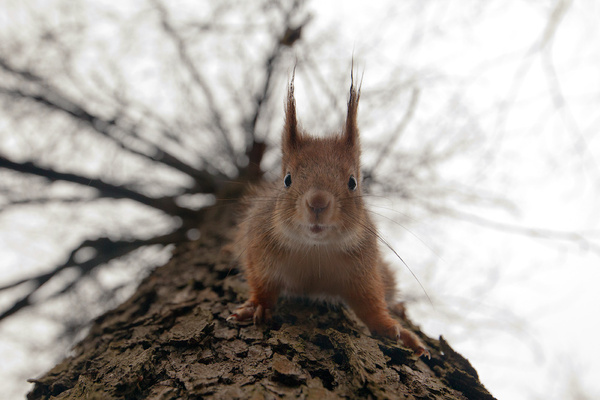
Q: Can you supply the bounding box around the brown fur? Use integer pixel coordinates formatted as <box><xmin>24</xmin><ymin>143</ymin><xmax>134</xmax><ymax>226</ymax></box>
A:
<box><xmin>229</xmin><ymin>73</ymin><xmax>428</xmax><ymax>358</ymax></box>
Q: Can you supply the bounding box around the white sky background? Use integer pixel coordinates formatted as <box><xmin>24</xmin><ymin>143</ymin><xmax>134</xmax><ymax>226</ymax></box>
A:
<box><xmin>1</xmin><ymin>1</ymin><xmax>599</xmax><ymax>399</ymax></box>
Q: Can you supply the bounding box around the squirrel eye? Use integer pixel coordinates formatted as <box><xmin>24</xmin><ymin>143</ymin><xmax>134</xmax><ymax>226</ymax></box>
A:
<box><xmin>284</xmin><ymin>173</ymin><xmax>292</xmax><ymax>188</ymax></box>
<box><xmin>348</xmin><ymin>175</ymin><xmax>357</xmax><ymax>191</ymax></box>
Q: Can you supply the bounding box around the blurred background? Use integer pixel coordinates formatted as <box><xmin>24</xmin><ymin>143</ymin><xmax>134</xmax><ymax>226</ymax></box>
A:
<box><xmin>1</xmin><ymin>0</ymin><xmax>599</xmax><ymax>399</ymax></box>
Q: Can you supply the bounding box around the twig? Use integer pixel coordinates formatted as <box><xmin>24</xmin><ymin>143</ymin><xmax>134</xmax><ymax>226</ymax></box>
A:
<box><xmin>153</xmin><ymin>1</ymin><xmax>237</xmax><ymax>163</ymax></box>
<box><xmin>0</xmin><ymin>153</ymin><xmax>193</xmax><ymax>218</ymax></box>
<box><xmin>0</xmin><ymin>62</ymin><xmax>217</xmax><ymax>192</ymax></box>
<box><xmin>0</xmin><ymin>231</ymin><xmax>187</xmax><ymax>321</ymax></box>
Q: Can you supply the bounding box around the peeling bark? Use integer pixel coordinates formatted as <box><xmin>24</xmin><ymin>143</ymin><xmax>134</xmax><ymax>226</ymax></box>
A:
<box><xmin>27</xmin><ymin>201</ymin><xmax>496</xmax><ymax>400</ymax></box>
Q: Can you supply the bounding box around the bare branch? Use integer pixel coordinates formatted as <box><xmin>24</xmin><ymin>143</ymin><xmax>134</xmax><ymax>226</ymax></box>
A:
<box><xmin>537</xmin><ymin>0</ymin><xmax>572</xmax><ymax>51</ymax></box>
<box><xmin>541</xmin><ymin>49</ymin><xmax>600</xmax><ymax>181</ymax></box>
<box><xmin>0</xmin><ymin>61</ymin><xmax>219</xmax><ymax>192</ymax></box>
<box><xmin>241</xmin><ymin>8</ymin><xmax>311</xmax><ymax>178</ymax></box>
<box><xmin>0</xmin><ymin>230</ymin><xmax>187</xmax><ymax>322</ymax></box>
<box><xmin>0</xmin><ymin>196</ymin><xmax>93</xmax><ymax>213</ymax></box>
<box><xmin>481</xmin><ymin>0</ymin><xmax>573</xmax><ymax>171</ymax></box>
<box><xmin>0</xmin><ymin>153</ymin><xmax>193</xmax><ymax>218</ymax></box>
<box><xmin>424</xmin><ymin>202</ymin><xmax>600</xmax><ymax>255</ymax></box>
<box><xmin>153</xmin><ymin>1</ymin><xmax>237</xmax><ymax>164</ymax></box>
<box><xmin>365</xmin><ymin>87</ymin><xmax>420</xmax><ymax>179</ymax></box>
<box><xmin>0</xmin><ymin>58</ymin><xmax>43</xmax><ymax>83</ymax></box>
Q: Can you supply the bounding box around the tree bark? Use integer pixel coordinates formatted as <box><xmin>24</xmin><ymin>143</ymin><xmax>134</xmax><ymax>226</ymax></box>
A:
<box><xmin>27</xmin><ymin>199</ymin><xmax>496</xmax><ymax>400</ymax></box>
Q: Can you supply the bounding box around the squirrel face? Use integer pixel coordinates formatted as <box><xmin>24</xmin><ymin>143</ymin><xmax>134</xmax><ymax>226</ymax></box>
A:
<box><xmin>273</xmin><ymin>76</ymin><xmax>367</xmax><ymax>249</ymax></box>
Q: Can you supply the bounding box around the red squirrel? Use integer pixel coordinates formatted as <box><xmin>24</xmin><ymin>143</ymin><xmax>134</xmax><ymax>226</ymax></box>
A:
<box><xmin>228</xmin><ymin>72</ymin><xmax>429</xmax><ymax>358</ymax></box>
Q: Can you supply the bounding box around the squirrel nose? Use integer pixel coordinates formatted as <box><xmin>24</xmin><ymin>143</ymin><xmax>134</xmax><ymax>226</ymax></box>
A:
<box><xmin>307</xmin><ymin>192</ymin><xmax>330</xmax><ymax>217</ymax></box>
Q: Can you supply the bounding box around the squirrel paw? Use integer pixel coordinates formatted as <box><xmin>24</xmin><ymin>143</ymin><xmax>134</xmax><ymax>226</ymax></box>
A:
<box><xmin>393</xmin><ymin>324</ymin><xmax>430</xmax><ymax>359</ymax></box>
<box><xmin>252</xmin><ymin>304</ymin><xmax>272</xmax><ymax>325</ymax></box>
<box><xmin>227</xmin><ymin>300</ymin><xmax>272</xmax><ymax>325</ymax></box>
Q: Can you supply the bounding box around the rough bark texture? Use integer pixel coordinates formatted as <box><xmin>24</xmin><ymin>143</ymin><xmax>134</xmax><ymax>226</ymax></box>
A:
<box><xmin>27</xmin><ymin>200</ymin><xmax>496</xmax><ymax>400</ymax></box>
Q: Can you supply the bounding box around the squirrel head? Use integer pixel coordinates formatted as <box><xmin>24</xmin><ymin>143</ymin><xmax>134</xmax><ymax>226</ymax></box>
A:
<box><xmin>275</xmin><ymin>72</ymin><xmax>367</xmax><ymax>248</ymax></box>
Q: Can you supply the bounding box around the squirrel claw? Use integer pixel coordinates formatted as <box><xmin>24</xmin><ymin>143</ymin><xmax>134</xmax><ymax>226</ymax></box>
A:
<box><xmin>229</xmin><ymin>301</ymin><xmax>272</xmax><ymax>325</ymax></box>
<box><xmin>252</xmin><ymin>304</ymin><xmax>272</xmax><ymax>325</ymax></box>
<box><xmin>229</xmin><ymin>301</ymin><xmax>257</xmax><ymax>322</ymax></box>
<box><xmin>414</xmin><ymin>347</ymin><xmax>431</xmax><ymax>359</ymax></box>
<box><xmin>394</xmin><ymin>325</ymin><xmax>430</xmax><ymax>359</ymax></box>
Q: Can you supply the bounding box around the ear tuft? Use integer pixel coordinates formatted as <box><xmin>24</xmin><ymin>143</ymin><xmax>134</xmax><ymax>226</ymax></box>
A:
<box><xmin>283</xmin><ymin>68</ymin><xmax>298</xmax><ymax>152</ymax></box>
<box><xmin>345</xmin><ymin>68</ymin><xmax>361</xmax><ymax>148</ymax></box>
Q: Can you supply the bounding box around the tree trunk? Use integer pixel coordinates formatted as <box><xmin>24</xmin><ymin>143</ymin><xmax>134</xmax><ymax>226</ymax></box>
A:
<box><xmin>27</xmin><ymin>200</ymin><xmax>496</xmax><ymax>400</ymax></box>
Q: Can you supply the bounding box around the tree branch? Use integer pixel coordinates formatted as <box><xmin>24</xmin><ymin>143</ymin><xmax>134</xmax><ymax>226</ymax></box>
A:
<box><xmin>0</xmin><ymin>60</ymin><xmax>219</xmax><ymax>192</ymax></box>
<box><xmin>364</xmin><ymin>87</ymin><xmax>420</xmax><ymax>180</ymax></box>
<box><xmin>424</xmin><ymin>202</ymin><xmax>600</xmax><ymax>255</ymax></box>
<box><xmin>153</xmin><ymin>1</ymin><xmax>237</xmax><ymax>164</ymax></box>
<box><xmin>0</xmin><ymin>230</ymin><xmax>187</xmax><ymax>322</ymax></box>
<box><xmin>0</xmin><ymin>153</ymin><xmax>194</xmax><ymax>218</ymax></box>
<box><xmin>0</xmin><ymin>196</ymin><xmax>93</xmax><ymax>213</ymax></box>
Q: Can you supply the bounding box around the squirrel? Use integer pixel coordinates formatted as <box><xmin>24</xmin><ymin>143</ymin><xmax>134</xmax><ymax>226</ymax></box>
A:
<box><xmin>227</xmin><ymin>71</ymin><xmax>429</xmax><ymax>358</ymax></box>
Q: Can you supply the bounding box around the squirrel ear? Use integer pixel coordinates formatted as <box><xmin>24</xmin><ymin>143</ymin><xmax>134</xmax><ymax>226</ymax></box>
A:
<box><xmin>283</xmin><ymin>69</ymin><xmax>298</xmax><ymax>151</ymax></box>
<box><xmin>345</xmin><ymin>69</ymin><xmax>361</xmax><ymax>148</ymax></box>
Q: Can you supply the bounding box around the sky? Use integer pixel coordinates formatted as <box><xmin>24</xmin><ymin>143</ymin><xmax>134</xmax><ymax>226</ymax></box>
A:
<box><xmin>1</xmin><ymin>1</ymin><xmax>600</xmax><ymax>399</ymax></box>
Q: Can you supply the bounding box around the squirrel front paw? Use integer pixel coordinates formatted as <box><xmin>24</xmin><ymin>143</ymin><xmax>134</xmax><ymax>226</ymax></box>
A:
<box><xmin>394</xmin><ymin>324</ymin><xmax>430</xmax><ymax>359</ymax></box>
<box><xmin>375</xmin><ymin>322</ymin><xmax>430</xmax><ymax>359</ymax></box>
<box><xmin>227</xmin><ymin>300</ymin><xmax>272</xmax><ymax>325</ymax></box>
